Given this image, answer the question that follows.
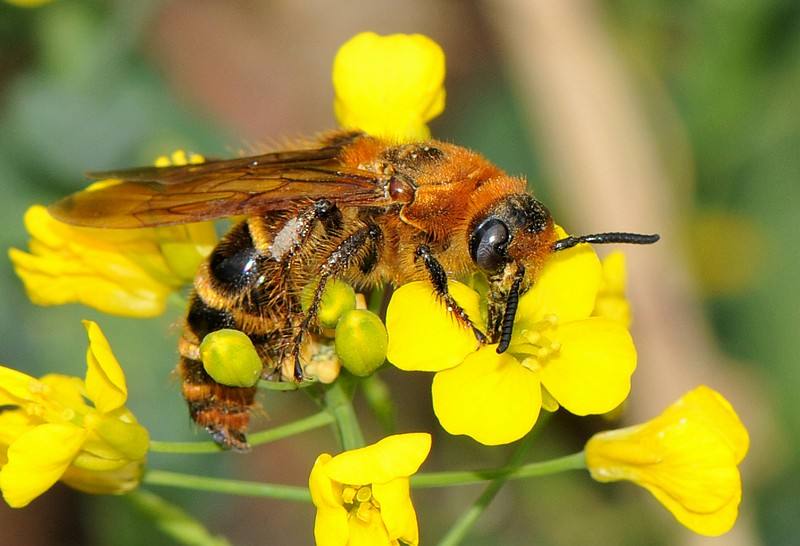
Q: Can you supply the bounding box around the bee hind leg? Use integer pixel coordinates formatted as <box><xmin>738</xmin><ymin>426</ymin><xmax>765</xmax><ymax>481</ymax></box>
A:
<box><xmin>288</xmin><ymin>224</ymin><xmax>384</xmax><ymax>380</ymax></box>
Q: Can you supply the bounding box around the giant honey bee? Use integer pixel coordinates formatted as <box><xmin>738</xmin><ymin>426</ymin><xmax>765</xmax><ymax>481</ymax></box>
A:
<box><xmin>50</xmin><ymin>131</ymin><xmax>658</xmax><ymax>450</ymax></box>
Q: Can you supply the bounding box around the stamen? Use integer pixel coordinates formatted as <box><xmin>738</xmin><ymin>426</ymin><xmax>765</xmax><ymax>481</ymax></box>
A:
<box><xmin>342</xmin><ymin>486</ymin><xmax>357</xmax><ymax>505</ymax></box>
<box><xmin>356</xmin><ymin>502</ymin><xmax>372</xmax><ymax>523</ymax></box>
<box><xmin>356</xmin><ymin>486</ymin><xmax>372</xmax><ymax>503</ymax></box>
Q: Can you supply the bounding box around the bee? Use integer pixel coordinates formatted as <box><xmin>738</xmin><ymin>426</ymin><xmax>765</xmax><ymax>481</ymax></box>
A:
<box><xmin>50</xmin><ymin>131</ymin><xmax>658</xmax><ymax>450</ymax></box>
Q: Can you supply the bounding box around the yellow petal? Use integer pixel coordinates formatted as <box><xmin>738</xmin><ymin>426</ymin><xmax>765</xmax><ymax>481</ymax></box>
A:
<box><xmin>372</xmin><ymin>478</ymin><xmax>419</xmax><ymax>545</ymax></box>
<box><xmin>155</xmin><ymin>223</ymin><xmax>217</xmax><ymax>281</ymax></box>
<box><xmin>539</xmin><ymin>318</ymin><xmax>636</xmax><ymax>416</ymax></box>
<box><xmin>346</xmin><ymin>513</ymin><xmax>392</xmax><ymax>546</ymax></box>
<box><xmin>310</xmin><ymin>454</ymin><xmax>341</xmax><ymax>508</ymax></box>
<box><xmin>82</xmin><ymin>321</ymin><xmax>127</xmax><ymax>412</ymax></box>
<box><xmin>333</xmin><ymin>32</ymin><xmax>445</xmax><ymax>141</ymax></box>
<box><xmin>386</xmin><ymin>281</ymin><xmax>481</xmax><ymax>372</ymax></box>
<box><xmin>39</xmin><ymin>374</ymin><xmax>87</xmax><ymax>415</ymax></box>
<box><xmin>8</xmin><ymin>205</ymin><xmax>186</xmax><ymax>318</ymax></box>
<box><xmin>0</xmin><ymin>423</ymin><xmax>87</xmax><ymax>508</ymax></box>
<box><xmin>309</xmin><ymin>454</ymin><xmax>350</xmax><ymax>546</ymax></box>
<box><xmin>516</xmin><ymin>226</ymin><xmax>601</xmax><ymax>327</ymax></box>
<box><xmin>324</xmin><ymin>433</ymin><xmax>431</xmax><ymax>486</ymax></box>
<box><xmin>0</xmin><ymin>410</ymin><xmax>35</xmax><ymax>447</ymax></box>
<box><xmin>61</xmin><ymin>459</ymin><xmax>144</xmax><ymax>495</ymax></box>
<box><xmin>0</xmin><ymin>366</ymin><xmax>40</xmax><ymax>404</ymax></box>
<box><xmin>90</xmin><ymin>414</ymin><xmax>149</xmax><ymax>461</ymax></box>
<box><xmin>665</xmin><ymin>386</ymin><xmax>749</xmax><ymax>464</ymax></box>
<box><xmin>586</xmin><ymin>386</ymin><xmax>748</xmax><ymax>537</ymax></box>
<box><xmin>432</xmin><ymin>347</ymin><xmax>541</xmax><ymax>445</ymax></box>
<box><xmin>593</xmin><ymin>251</ymin><xmax>631</xmax><ymax>326</ymax></box>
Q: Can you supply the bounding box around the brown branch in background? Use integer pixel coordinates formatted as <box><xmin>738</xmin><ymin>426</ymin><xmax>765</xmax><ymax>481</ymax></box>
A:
<box><xmin>483</xmin><ymin>1</ymin><xmax>766</xmax><ymax>545</ymax></box>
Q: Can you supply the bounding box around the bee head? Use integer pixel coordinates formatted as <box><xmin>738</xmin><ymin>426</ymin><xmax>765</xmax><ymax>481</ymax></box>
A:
<box><xmin>468</xmin><ymin>193</ymin><xmax>556</xmax><ymax>276</ymax></box>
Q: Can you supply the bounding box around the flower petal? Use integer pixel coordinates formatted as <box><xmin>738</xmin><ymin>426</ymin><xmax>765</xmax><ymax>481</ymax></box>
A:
<box><xmin>516</xmin><ymin>226</ymin><xmax>601</xmax><ymax>327</ymax></box>
<box><xmin>309</xmin><ymin>454</ymin><xmax>349</xmax><ymax>546</ymax></box>
<box><xmin>83</xmin><ymin>320</ymin><xmax>127</xmax><ymax>412</ymax></box>
<box><xmin>540</xmin><ymin>318</ymin><xmax>636</xmax><ymax>415</ymax></box>
<box><xmin>585</xmin><ymin>386</ymin><xmax>748</xmax><ymax>536</ymax></box>
<box><xmin>386</xmin><ymin>281</ymin><xmax>482</xmax><ymax>372</ymax></box>
<box><xmin>333</xmin><ymin>32</ymin><xmax>445</xmax><ymax>141</ymax></box>
<box><xmin>346</xmin><ymin>514</ymin><xmax>392</xmax><ymax>546</ymax></box>
<box><xmin>324</xmin><ymin>433</ymin><xmax>431</xmax><ymax>486</ymax></box>
<box><xmin>593</xmin><ymin>251</ymin><xmax>631</xmax><ymax>327</ymax></box>
<box><xmin>61</xmin><ymin>459</ymin><xmax>144</xmax><ymax>495</ymax></box>
<box><xmin>372</xmin><ymin>477</ymin><xmax>419</xmax><ymax>545</ymax></box>
<box><xmin>39</xmin><ymin>374</ymin><xmax>87</xmax><ymax>415</ymax></box>
<box><xmin>432</xmin><ymin>347</ymin><xmax>541</xmax><ymax>445</ymax></box>
<box><xmin>0</xmin><ymin>366</ymin><xmax>40</xmax><ymax>404</ymax></box>
<box><xmin>8</xmin><ymin>205</ymin><xmax>182</xmax><ymax>318</ymax></box>
<box><xmin>0</xmin><ymin>410</ymin><xmax>35</xmax><ymax>447</ymax></box>
<box><xmin>0</xmin><ymin>423</ymin><xmax>87</xmax><ymax>507</ymax></box>
<box><xmin>665</xmin><ymin>385</ymin><xmax>749</xmax><ymax>464</ymax></box>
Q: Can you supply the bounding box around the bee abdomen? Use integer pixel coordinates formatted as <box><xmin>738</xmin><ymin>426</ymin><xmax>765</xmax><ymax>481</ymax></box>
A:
<box><xmin>207</xmin><ymin>219</ymin><xmax>262</xmax><ymax>295</ymax></box>
<box><xmin>178</xmin><ymin>356</ymin><xmax>256</xmax><ymax>452</ymax></box>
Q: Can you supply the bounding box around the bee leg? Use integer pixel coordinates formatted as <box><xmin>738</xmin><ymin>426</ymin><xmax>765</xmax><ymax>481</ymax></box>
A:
<box><xmin>415</xmin><ymin>245</ymin><xmax>488</xmax><ymax>344</ymax></box>
<box><xmin>289</xmin><ymin>224</ymin><xmax>384</xmax><ymax>380</ymax></box>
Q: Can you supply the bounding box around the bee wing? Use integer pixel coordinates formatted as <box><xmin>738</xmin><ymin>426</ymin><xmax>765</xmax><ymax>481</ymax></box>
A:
<box><xmin>48</xmin><ymin>146</ymin><xmax>390</xmax><ymax>229</ymax></box>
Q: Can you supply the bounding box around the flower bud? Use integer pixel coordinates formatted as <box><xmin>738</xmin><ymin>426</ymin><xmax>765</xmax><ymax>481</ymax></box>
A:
<box><xmin>200</xmin><ymin>329</ymin><xmax>263</xmax><ymax>387</ymax></box>
<box><xmin>334</xmin><ymin>310</ymin><xmax>388</xmax><ymax>377</ymax></box>
<box><xmin>301</xmin><ymin>280</ymin><xmax>357</xmax><ymax>329</ymax></box>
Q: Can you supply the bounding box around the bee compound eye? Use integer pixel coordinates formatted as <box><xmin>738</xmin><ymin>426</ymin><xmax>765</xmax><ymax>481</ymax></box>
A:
<box><xmin>470</xmin><ymin>218</ymin><xmax>510</xmax><ymax>272</ymax></box>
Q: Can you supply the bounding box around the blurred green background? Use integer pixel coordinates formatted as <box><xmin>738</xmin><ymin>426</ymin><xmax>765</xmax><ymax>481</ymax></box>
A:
<box><xmin>1</xmin><ymin>1</ymin><xmax>798</xmax><ymax>545</ymax></box>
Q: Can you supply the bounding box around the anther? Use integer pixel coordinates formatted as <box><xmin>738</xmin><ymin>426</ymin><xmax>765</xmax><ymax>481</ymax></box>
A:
<box><xmin>356</xmin><ymin>486</ymin><xmax>372</xmax><ymax>503</ymax></box>
<box><xmin>342</xmin><ymin>486</ymin><xmax>356</xmax><ymax>504</ymax></box>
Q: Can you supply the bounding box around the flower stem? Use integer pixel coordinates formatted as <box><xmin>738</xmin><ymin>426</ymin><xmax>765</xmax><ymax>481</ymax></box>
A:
<box><xmin>434</xmin><ymin>434</ymin><xmax>552</xmax><ymax>546</ymax></box>
<box><xmin>412</xmin><ymin>451</ymin><xmax>586</xmax><ymax>488</ymax></box>
<box><xmin>149</xmin><ymin>411</ymin><xmax>334</xmax><ymax>454</ymax></box>
<box><xmin>324</xmin><ymin>375</ymin><xmax>365</xmax><ymax>450</ymax></box>
<box><xmin>142</xmin><ymin>470</ymin><xmax>311</xmax><ymax>502</ymax></box>
<box><xmin>127</xmin><ymin>489</ymin><xmax>232</xmax><ymax>546</ymax></box>
<box><xmin>139</xmin><ymin>452</ymin><xmax>585</xmax><ymax>503</ymax></box>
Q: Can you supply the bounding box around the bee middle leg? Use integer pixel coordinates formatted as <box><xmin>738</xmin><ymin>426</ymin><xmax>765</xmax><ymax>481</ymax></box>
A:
<box><xmin>415</xmin><ymin>244</ymin><xmax>488</xmax><ymax>344</ymax></box>
<box><xmin>288</xmin><ymin>223</ymin><xmax>384</xmax><ymax>380</ymax></box>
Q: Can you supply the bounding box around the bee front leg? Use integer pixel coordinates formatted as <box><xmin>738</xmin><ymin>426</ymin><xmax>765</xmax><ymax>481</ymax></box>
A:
<box><xmin>415</xmin><ymin>245</ymin><xmax>488</xmax><ymax>344</ymax></box>
<box><xmin>289</xmin><ymin>224</ymin><xmax>384</xmax><ymax>381</ymax></box>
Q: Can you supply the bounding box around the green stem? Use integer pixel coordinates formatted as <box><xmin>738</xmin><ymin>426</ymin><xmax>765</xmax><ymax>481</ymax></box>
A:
<box><xmin>412</xmin><ymin>451</ymin><xmax>586</xmax><ymax>488</ymax></box>
<box><xmin>139</xmin><ymin>452</ymin><xmax>585</xmax><ymax>504</ymax></box>
<box><xmin>127</xmin><ymin>490</ymin><xmax>232</xmax><ymax>546</ymax></box>
<box><xmin>143</xmin><ymin>470</ymin><xmax>311</xmax><ymax>503</ymax></box>
<box><xmin>324</xmin><ymin>376</ymin><xmax>365</xmax><ymax>450</ymax></box>
<box><xmin>435</xmin><ymin>434</ymin><xmax>539</xmax><ymax>546</ymax></box>
<box><xmin>149</xmin><ymin>411</ymin><xmax>334</xmax><ymax>454</ymax></box>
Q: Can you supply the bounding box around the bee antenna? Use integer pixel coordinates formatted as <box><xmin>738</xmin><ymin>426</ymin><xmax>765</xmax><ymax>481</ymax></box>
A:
<box><xmin>496</xmin><ymin>264</ymin><xmax>525</xmax><ymax>354</ymax></box>
<box><xmin>553</xmin><ymin>232</ymin><xmax>660</xmax><ymax>252</ymax></box>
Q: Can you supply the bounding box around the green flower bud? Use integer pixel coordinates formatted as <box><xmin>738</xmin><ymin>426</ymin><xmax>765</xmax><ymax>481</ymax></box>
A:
<box><xmin>334</xmin><ymin>310</ymin><xmax>388</xmax><ymax>377</ymax></box>
<box><xmin>200</xmin><ymin>329</ymin><xmax>263</xmax><ymax>387</ymax></box>
<box><xmin>301</xmin><ymin>280</ymin><xmax>357</xmax><ymax>329</ymax></box>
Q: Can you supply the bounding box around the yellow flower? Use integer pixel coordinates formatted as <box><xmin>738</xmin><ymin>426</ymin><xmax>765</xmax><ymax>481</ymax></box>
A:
<box><xmin>385</xmin><ymin>229</ymin><xmax>636</xmax><ymax>445</ymax></box>
<box><xmin>333</xmin><ymin>32</ymin><xmax>445</xmax><ymax>142</ymax></box>
<box><xmin>593</xmin><ymin>251</ymin><xmax>631</xmax><ymax>327</ymax></box>
<box><xmin>585</xmin><ymin>386</ymin><xmax>749</xmax><ymax>536</ymax></box>
<box><xmin>9</xmin><ymin>151</ymin><xmax>216</xmax><ymax>318</ymax></box>
<box><xmin>309</xmin><ymin>433</ymin><xmax>431</xmax><ymax>546</ymax></box>
<box><xmin>0</xmin><ymin>320</ymin><xmax>149</xmax><ymax>507</ymax></box>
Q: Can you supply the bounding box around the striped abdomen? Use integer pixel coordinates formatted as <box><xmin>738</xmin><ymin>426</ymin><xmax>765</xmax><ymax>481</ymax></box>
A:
<box><xmin>178</xmin><ymin>215</ymin><xmax>298</xmax><ymax>451</ymax></box>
